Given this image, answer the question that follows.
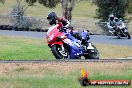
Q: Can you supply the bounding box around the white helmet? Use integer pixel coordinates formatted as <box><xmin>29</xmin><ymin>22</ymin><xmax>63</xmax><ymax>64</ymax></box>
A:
<box><xmin>109</xmin><ymin>14</ymin><xmax>114</xmax><ymax>20</ymax></box>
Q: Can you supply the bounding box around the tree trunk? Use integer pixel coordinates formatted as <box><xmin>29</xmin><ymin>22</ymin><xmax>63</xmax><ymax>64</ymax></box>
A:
<box><xmin>61</xmin><ymin>0</ymin><xmax>77</xmax><ymax>21</ymax></box>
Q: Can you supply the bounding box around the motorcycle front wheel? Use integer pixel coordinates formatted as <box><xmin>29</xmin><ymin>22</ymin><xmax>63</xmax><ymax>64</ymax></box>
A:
<box><xmin>125</xmin><ymin>32</ymin><xmax>131</xmax><ymax>39</ymax></box>
<box><xmin>84</xmin><ymin>45</ymin><xmax>99</xmax><ymax>59</ymax></box>
<box><xmin>51</xmin><ymin>45</ymin><xmax>70</xmax><ymax>59</ymax></box>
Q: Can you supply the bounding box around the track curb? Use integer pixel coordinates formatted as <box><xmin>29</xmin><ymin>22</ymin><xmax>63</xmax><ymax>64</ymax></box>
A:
<box><xmin>0</xmin><ymin>59</ymin><xmax>131</xmax><ymax>63</ymax></box>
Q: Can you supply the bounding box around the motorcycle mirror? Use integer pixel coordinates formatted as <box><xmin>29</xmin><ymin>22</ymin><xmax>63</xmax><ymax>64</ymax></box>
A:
<box><xmin>120</xmin><ymin>18</ymin><xmax>122</xmax><ymax>20</ymax></box>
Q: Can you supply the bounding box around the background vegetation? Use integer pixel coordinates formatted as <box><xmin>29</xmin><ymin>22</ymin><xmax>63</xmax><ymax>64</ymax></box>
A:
<box><xmin>20</xmin><ymin>0</ymin><xmax>132</xmax><ymax>21</ymax></box>
<box><xmin>93</xmin><ymin>0</ymin><xmax>130</xmax><ymax>21</ymax></box>
<box><xmin>0</xmin><ymin>0</ymin><xmax>132</xmax><ymax>34</ymax></box>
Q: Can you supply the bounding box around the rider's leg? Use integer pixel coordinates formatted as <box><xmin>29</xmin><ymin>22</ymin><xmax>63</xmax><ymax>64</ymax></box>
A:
<box><xmin>72</xmin><ymin>32</ymin><xmax>89</xmax><ymax>46</ymax></box>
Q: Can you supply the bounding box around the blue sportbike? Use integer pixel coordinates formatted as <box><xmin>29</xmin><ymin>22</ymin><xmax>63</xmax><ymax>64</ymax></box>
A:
<box><xmin>47</xmin><ymin>24</ymin><xmax>99</xmax><ymax>59</ymax></box>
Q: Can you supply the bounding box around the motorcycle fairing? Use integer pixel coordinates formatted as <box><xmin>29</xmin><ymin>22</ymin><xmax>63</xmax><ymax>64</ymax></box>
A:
<box><xmin>62</xmin><ymin>33</ymin><xmax>86</xmax><ymax>59</ymax></box>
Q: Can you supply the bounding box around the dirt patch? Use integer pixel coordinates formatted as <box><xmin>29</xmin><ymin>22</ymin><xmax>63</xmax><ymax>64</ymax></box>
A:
<box><xmin>0</xmin><ymin>61</ymin><xmax>131</xmax><ymax>77</ymax></box>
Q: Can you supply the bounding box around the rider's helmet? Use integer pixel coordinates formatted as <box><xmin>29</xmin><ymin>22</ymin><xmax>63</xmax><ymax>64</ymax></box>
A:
<box><xmin>47</xmin><ymin>12</ymin><xmax>58</xmax><ymax>25</ymax></box>
<box><xmin>109</xmin><ymin>14</ymin><xmax>115</xmax><ymax>21</ymax></box>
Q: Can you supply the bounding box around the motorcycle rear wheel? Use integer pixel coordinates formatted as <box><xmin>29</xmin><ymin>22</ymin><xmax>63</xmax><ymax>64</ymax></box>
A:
<box><xmin>51</xmin><ymin>45</ymin><xmax>70</xmax><ymax>59</ymax></box>
<box><xmin>84</xmin><ymin>45</ymin><xmax>99</xmax><ymax>59</ymax></box>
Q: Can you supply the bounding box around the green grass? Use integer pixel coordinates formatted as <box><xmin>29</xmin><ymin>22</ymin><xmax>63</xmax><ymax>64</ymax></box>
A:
<box><xmin>0</xmin><ymin>36</ymin><xmax>54</xmax><ymax>60</ymax></box>
<box><xmin>1</xmin><ymin>75</ymin><xmax>130</xmax><ymax>88</ymax></box>
<box><xmin>0</xmin><ymin>62</ymin><xmax>131</xmax><ymax>88</ymax></box>
<box><xmin>0</xmin><ymin>36</ymin><xmax>132</xmax><ymax>60</ymax></box>
<box><xmin>96</xmin><ymin>44</ymin><xmax>132</xmax><ymax>59</ymax></box>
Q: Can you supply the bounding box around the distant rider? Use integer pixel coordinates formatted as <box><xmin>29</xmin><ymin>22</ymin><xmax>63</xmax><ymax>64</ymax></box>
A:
<box><xmin>47</xmin><ymin>12</ymin><xmax>90</xmax><ymax>48</ymax></box>
<box><xmin>107</xmin><ymin>14</ymin><xmax>120</xmax><ymax>33</ymax></box>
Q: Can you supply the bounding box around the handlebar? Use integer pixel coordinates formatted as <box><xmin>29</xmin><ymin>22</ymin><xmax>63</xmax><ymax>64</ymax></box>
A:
<box><xmin>59</xmin><ymin>27</ymin><xmax>68</xmax><ymax>32</ymax></box>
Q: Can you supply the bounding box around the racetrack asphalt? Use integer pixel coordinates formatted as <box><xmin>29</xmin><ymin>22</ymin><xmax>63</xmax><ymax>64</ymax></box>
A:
<box><xmin>0</xmin><ymin>30</ymin><xmax>132</xmax><ymax>46</ymax></box>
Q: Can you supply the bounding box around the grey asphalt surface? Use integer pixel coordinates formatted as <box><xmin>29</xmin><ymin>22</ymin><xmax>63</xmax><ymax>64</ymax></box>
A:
<box><xmin>0</xmin><ymin>59</ymin><xmax>131</xmax><ymax>63</ymax></box>
<box><xmin>0</xmin><ymin>30</ymin><xmax>132</xmax><ymax>46</ymax></box>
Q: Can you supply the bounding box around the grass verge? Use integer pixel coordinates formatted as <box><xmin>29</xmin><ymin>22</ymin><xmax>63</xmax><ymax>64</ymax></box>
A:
<box><xmin>0</xmin><ymin>36</ymin><xmax>54</xmax><ymax>60</ymax></box>
<box><xmin>0</xmin><ymin>62</ymin><xmax>131</xmax><ymax>88</ymax></box>
<box><xmin>0</xmin><ymin>36</ymin><xmax>132</xmax><ymax>60</ymax></box>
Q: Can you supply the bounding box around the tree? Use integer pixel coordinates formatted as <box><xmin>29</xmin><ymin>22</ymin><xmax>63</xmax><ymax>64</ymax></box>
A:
<box><xmin>128</xmin><ymin>0</ymin><xmax>132</xmax><ymax>13</ymax></box>
<box><xmin>0</xmin><ymin>0</ymin><xmax>5</xmax><ymax>3</ymax></box>
<box><xmin>26</xmin><ymin>0</ymin><xmax>77</xmax><ymax>21</ymax></box>
<box><xmin>61</xmin><ymin>0</ymin><xmax>77</xmax><ymax>21</ymax></box>
<box><xmin>26</xmin><ymin>0</ymin><xmax>60</xmax><ymax>8</ymax></box>
<box><xmin>10</xmin><ymin>0</ymin><xmax>32</xmax><ymax>29</ymax></box>
<box><xmin>93</xmin><ymin>0</ymin><xmax>129</xmax><ymax>21</ymax></box>
<box><xmin>0</xmin><ymin>0</ymin><xmax>77</xmax><ymax>21</ymax></box>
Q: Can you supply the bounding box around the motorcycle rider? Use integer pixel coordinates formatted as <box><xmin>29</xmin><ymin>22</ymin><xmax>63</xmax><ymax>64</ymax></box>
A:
<box><xmin>107</xmin><ymin>14</ymin><xmax>120</xmax><ymax>33</ymax></box>
<box><xmin>47</xmin><ymin>12</ymin><xmax>90</xmax><ymax>48</ymax></box>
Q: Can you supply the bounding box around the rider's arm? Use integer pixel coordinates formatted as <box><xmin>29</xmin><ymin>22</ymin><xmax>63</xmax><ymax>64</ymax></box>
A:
<box><xmin>107</xmin><ymin>21</ymin><xmax>113</xmax><ymax>29</ymax></box>
<box><xmin>114</xmin><ymin>17</ymin><xmax>120</xmax><ymax>22</ymax></box>
<box><xmin>64</xmin><ymin>20</ymin><xmax>70</xmax><ymax>27</ymax></box>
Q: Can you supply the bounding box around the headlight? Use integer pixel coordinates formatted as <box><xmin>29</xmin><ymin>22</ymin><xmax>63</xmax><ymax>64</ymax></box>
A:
<box><xmin>60</xmin><ymin>36</ymin><xmax>66</xmax><ymax>39</ymax></box>
<box><xmin>47</xmin><ymin>34</ymin><xmax>54</xmax><ymax>42</ymax></box>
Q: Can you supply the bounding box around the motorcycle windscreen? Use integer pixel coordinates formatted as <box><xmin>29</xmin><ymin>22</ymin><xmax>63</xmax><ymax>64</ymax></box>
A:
<box><xmin>78</xmin><ymin>31</ymin><xmax>89</xmax><ymax>40</ymax></box>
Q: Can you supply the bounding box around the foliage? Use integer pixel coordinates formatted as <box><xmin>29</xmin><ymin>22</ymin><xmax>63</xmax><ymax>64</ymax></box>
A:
<box><xmin>0</xmin><ymin>0</ymin><xmax>78</xmax><ymax>21</ymax></box>
<box><xmin>0</xmin><ymin>0</ymin><xmax>5</xmax><ymax>3</ymax></box>
<box><xmin>9</xmin><ymin>0</ymin><xmax>45</xmax><ymax>29</ymax></box>
<box><xmin>93</xmin><ymin>0</ymin><xmax>129</xmax><ymax>21</ymax></box>
<box><xmin>26</xmin><ymin>0</ymin><xmax>77</xmax><ymax>20</ymax></box>
<box><xmin>128</xmin><ymin>0</ymin><xmax>132</xmax><ymax>13</ymax></box>
<box><xmin>26</xmin><ymin>0</ymin><xmax>60</xmax><ymax>8</ymax></box>
<box><xmin>9</xmin><ymin>0</ymin><xmax>32</xmax><ymax>28</ymax></box>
